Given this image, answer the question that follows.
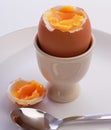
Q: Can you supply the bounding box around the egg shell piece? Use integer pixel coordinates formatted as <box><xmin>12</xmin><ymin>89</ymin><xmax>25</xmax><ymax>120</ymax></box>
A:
<box><xmin>7</xmin><ymin>79</ymin><xmax>46</xmax><ymax>106</ymax></box>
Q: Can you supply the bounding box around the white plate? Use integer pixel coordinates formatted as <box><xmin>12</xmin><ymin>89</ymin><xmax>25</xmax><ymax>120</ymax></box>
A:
<box><xmin>0</xmin><ymin>27</ymin><xmax>111</xmax><ymax>130</ymax></box>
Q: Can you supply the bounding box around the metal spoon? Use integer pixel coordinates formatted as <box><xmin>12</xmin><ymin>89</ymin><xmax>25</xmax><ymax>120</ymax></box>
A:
<box><xmin>11</xmin><ymin>108</ymin><xmax>111</xmax><ymax>130</ymax></box>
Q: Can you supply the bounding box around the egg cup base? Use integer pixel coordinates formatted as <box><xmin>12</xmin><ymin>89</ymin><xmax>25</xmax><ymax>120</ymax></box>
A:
<box><xmin>47</xmin><ymin>83</ymin><xmax>80</xmax><ymax>103</ymax></box>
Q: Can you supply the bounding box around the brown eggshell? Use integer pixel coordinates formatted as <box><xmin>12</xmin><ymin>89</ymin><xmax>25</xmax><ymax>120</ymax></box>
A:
<box><xmin>36</xmin><ymin>7</ymin><xmax>92</xmax><ymax>57</ymax></box>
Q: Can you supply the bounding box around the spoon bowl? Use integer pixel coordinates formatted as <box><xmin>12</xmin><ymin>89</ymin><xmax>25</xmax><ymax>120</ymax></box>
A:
<box><xmin>11</xmin><ymin>108</ymin><xmax>62</xmax><ymax>130</ymax></box>
<box><xmin>11</xmin><ymin>108</ymin><xmax>111</xmax><ymax>130</ymax></box>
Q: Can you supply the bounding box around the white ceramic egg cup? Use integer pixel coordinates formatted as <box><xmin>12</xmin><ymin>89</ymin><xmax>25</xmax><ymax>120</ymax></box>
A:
<box><xmin>34</xmin><ymin>36</ymin><xmax>94</xmax><ymax>103</ymax></box>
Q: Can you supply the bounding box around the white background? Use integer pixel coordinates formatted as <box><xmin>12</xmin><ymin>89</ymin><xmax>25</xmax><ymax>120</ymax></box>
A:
<box><xmin>0</xmin><ymin>0</ymin><xmax>111</xmax><ymax>36</ymax></box>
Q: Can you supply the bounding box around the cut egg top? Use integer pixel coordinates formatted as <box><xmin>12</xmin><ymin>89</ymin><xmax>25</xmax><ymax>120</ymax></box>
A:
<box><xmin>7</xmin><ymin>79</ymin><xmax>46</xmax><ymax>106</ymax></box>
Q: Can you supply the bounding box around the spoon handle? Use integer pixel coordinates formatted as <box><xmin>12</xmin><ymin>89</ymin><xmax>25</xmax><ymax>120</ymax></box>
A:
<box><xmin>63</xmin><ymin>113</ymin><xmax>111</xmax><ymax>125</ymax></box>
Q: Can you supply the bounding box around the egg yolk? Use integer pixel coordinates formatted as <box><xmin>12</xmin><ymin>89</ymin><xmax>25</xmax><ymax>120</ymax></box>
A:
<box><xmin>45</xmin><ymin>6</ymin><xmax>86</xmax><ymax>32</ymax></box>
<box><xmin>11</xmin><ymin>80</ymin><xmax>45</xmax><ymax>100</ymax></box>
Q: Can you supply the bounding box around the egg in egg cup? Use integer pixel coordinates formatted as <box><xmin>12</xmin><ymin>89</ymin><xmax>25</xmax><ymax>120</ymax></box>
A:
<box><xmin>34</xmin><ymin>6</ymin><xmax>95</xmax><ymax>103</ymax></box>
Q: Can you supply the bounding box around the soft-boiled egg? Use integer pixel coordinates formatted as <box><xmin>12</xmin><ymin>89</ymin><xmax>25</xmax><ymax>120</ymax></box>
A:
<box><xmin>36</xmin><ymin>5</ymin><xmax>92</xmax><ymax>57</ymax></box>
<box><xmin>7</xmin><ymin>79</ymin><xmax>46</xmax><ymax>106</ymax></box>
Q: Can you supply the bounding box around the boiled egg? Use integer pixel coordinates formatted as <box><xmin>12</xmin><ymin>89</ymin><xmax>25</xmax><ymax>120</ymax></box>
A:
<box><xmin>36</xmin><ymin>5</ymin><xmax>92</xmax><ymax>57</ymax></box>
<box><xmin>7</xmin><ymin>79</ymin><xmax>46</xmax><ymax>106</ymax></box>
